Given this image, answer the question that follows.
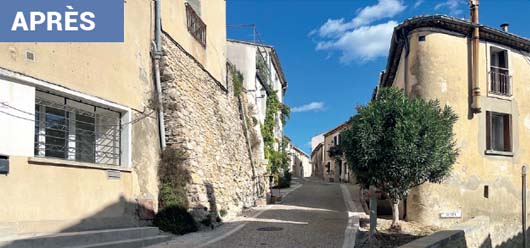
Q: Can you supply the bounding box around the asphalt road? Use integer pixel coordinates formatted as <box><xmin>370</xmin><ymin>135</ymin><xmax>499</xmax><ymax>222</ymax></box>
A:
<box><xmin>205</xmin><ymin>179</ymin><xmax>349</xmax><ymax>248</ymax></box>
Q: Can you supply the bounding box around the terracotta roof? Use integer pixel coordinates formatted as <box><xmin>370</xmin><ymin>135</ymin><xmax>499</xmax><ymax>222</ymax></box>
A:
<box><xmin>382</xmin><ymin>15</ymin><xmax>530</xmax><ymax>87</ymax></box>
<box><xmin>323</xmin><ymin>121</ymin><xmax>350</xmax><ymax>137</ymax></box>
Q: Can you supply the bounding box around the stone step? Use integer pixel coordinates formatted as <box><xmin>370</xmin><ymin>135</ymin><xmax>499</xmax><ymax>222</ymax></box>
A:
<box><xmin>0</xmin><ymin>227</ymin><xmax>164</xmax><ymax>248</ymax></box>
<box><xmin>72</xmin><ymin>235</ymin><xmax>172</xmax><ymax>248</ymax></box>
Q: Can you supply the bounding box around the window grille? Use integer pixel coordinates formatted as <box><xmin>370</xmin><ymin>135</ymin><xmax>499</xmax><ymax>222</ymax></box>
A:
<box><xmin>34</xmin><ymin>92</ymin><xmax>121</xmax><ymax>165</ymax></box>
<box><xmin>186</xmin><ymin>2</ymin><xmax>206</xmax><ymax>47</ymax></box>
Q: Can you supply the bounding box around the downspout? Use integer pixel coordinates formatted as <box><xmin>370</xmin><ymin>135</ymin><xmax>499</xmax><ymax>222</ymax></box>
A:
<box><xmin>153</xmin><ymin>0</ymin><xmax>166</xmax><ymax>149</ymax></box>
<box><xmin>469</xmin><ymin>0</ymin><xmax>481</xmax><ymax>113</ymax></box>
<box><xmin>402</xmin><ymin>28</ymin><xmax>410</xmax><ymax>97</ymax></box>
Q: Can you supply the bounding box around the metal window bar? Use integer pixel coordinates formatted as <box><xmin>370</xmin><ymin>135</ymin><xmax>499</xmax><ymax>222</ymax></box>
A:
<box><xmin>186</xmin><ymin>3</ymin><xmax>206</xmax><ymax>47</ymax></box>
<box><xmin>489</xmin><ymin>66</ymin><xmax>512</xmax><ymax>96</ymax></box>
<box><xmin>34</xmin><ymin>97</ymin><xmax>121</xmax><ymax>166</ymax></box>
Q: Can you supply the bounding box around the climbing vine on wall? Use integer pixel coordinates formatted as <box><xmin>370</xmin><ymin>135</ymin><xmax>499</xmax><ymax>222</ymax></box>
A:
<box><xmin>261</xmin><ymin>92</ymin><xmax>290</xmax><ymax>175</ymax></box>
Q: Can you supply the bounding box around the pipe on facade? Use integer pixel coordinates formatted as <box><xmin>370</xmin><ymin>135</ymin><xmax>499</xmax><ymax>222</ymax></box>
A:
<box><xmin>153</xmin><ymin>0</ymin><xmax>166</xmax><ymax>149</ymax></box>
<box><xmin>402</xmin><ymin>28</ymin><xmax>410</xmax><ymax>96</ymax></box>
<box><xmin>469</xmin><ymin>0</ymin><xmax>481</xmax><ymax>113</ymax></box>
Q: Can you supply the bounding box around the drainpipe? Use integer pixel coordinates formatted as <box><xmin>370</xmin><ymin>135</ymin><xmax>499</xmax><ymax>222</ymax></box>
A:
<box><xmin>153</xmin><ymin>0</ymin><xmax>166</xmax><ymax>149</ymax></box>
<box><xmin>469</xmin><ymin>0</ymin><xmax>481</xmax><ymax>113</ymax></box>
<box><xmin>402</xmin><ymin>28</ymin><xmax>410</xmax><ymax>97</ymax></box>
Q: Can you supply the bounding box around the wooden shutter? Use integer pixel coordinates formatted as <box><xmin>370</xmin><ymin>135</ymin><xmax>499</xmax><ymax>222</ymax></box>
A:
<box><xmin>486</xmin><ymin>112</ymin><xmax>491</xmax><ymax>150</ymax></box>
<box><xmin>504</xmin><ymin>114</ymin><xmax>512</xmax><ymax>152</ymax></box>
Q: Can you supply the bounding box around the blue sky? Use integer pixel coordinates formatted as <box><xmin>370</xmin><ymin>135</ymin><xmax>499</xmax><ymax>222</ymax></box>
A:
<box><xmin>226</xmin><ymin>0</ymin><xmax>530</xmax><ymax>154</ymax></box>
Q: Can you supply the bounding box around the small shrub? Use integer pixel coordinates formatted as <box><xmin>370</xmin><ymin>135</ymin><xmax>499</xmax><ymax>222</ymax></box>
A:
<box><xmin>219</xmin><ymin>209</ymin><xmax>228</xmax><ymax>217</ymax></box>
<box><xmin>279</xmin><ymin>170</ymin><xmax>292</xmax><ymax>188</ymax></box>
<box><xmin>153</xmin><ymin>206</ymin><xmax>198</xmax><ymax>235</ymax></box>
<box><xmin>200</xmin><ymin>217</ymin><xmax>212</xmax><ymax>227</ymax></box>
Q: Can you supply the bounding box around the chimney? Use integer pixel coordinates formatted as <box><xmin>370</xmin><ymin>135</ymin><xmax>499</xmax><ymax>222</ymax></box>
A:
<box><xmin>501</xmin><ymin>23</ymin><xmax>509</xmax><ymax>32</ymax></box>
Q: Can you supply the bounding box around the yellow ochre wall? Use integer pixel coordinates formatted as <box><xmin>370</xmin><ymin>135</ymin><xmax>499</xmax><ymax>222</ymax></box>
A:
<box><xmin>161</xmin><ymin>0</ymin><xmax>227</xmax><ymax>84</ymax></box>
<box><xmin>0</xmin><ymin>0</ymin><xmax>161</xmax><ymax>234</ymax></box>
<box><xmin>393</xmin><ymin>29</ymin><xmax>530</xmax><ymax>246</ymax></box>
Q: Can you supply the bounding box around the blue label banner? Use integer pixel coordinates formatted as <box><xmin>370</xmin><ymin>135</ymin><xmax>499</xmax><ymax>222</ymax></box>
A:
<box><xmin>0</xmin><ymin>0</ymin><xmax>124</xmax><ymax>42</ymax></box>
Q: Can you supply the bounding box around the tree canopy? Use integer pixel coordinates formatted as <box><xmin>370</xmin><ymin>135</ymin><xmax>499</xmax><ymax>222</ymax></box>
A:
<box><xmin>341</xmin><ymin>87</ymin><xmax>458</xmax><ymax>204</ymax></box>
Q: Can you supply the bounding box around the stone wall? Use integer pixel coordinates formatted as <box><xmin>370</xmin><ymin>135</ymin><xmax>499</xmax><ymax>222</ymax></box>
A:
<box><xmin>159</xmin><ymin>33</ymin><xmax>267</xmax><ymax>220</ymax></box>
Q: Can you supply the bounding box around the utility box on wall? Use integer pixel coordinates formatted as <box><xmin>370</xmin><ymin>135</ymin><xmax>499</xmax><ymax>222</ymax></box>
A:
<box><xmin>0</xmin><ymin>155</ymin><xmax>9</xmax><ymax>175</ymax></box>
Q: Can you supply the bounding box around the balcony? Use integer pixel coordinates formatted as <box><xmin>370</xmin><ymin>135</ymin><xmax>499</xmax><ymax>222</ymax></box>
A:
<box><xmin>256</xmin><ymin>49</ymin><xmax>273</xmax><ymax>93</ymax></box>
<box><xmin>186</xmin><ymin>3</ymin><xmax>206</xmax><ymax>47</ymax></box>
<box><xmin>489</xmin><ymin>66</ymin><xmax>511</xmax><ymax>97</ymax></box>
<box><xmin>327</xmin><ymin>145</ymin><xmax>343</xmax><ymax>158</ymax></box>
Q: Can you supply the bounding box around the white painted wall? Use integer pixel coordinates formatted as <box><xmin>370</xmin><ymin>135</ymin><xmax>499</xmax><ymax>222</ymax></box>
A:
<box><xmin>311</xmin><ymin>134</ymin><xmax>325</xmax><ymax>152</ymax></box>
<box><xmin>0</xmin><ymin>79</ymin><xmax>36</xmax><ymax>156</ymax></box>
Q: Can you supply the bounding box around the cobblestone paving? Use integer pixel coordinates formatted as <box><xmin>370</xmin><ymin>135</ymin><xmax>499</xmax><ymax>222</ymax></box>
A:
<box><xmin>205</xmin><ymin>179</ymin><xmax>348</xmax><ymax>248</ymax></box>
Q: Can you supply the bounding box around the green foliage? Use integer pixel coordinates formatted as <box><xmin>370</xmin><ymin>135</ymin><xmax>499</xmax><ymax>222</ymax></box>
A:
<box><xmin>230</xmin><ymin>64</ymin><xmax>244</xmax><ymax>97</ymax></box>
<box><xmin>341</xmin><ymin>87</ymin><xmax>458</xmax><ymax>204</ymax></box>
<box><xmin>261</xmin><ymin>93</ymin><xmax>290</xmax><ymax>175</ymax></box>
<box><xmin>219</xmin><ymin>209</ymin><xmax>228</xmax><ymax>217</ymax></box>
<box><xmin>153</xmin><ymin>206</ymin><xmax>198</xmax><ymax>235</ymax></box>
<box><xmin>158</xmin><ymin>147</ymin><xmax>190</xmax><ymax>209</ymax></box>
<box><xmin>155</xmin><ymin>146</ymin><xmax>198</xmax><ymax>235</ymax></box>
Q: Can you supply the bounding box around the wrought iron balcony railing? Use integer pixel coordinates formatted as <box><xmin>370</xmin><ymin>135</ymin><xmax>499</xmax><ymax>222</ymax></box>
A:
<box><xmin>489</xmin><ymin>66</ymin><xmax>511</xmax><ymax>97</ymax></box>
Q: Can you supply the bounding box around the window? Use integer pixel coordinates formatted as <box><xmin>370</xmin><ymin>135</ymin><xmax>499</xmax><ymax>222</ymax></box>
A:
<box><xmin>333</xmin><ymin>135</ymin><xmax>339</xmax><ymax>146</ymax></box>
<box><xmin>34</xmin><ymin>91</ymin><xmax>121</xmax><ymax>165</ymax></box>
<box><xmin>486</xmin><ymin>111</ymin><xmax>512</xmax><ymax>153</ymax></box>
<box><xmin>489</xmin><ymin>47</ymin><xmax>511</xmax><ymax>96</ymax></box>
<box><xmin>185</xmin><ymin>1</ymin><xmax>206</xmax><ymax>47</ymax></box>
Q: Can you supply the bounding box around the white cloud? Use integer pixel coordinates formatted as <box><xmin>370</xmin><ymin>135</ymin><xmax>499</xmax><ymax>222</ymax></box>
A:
<box><xmin>435</xmin><ymin>0</ymin><xmax>465</xmax><ymax>16</ymax></box>
<box><xmin>313</xmin><ymin>0</ymin><xmax>405</xmax><ymax>38</ymax></box>
<box><xmin>292</xmin><ymin>102</ymin><xmax>325</xmax><ymax>113</ymax></box>
<box><xmin>316</xmin><ymin>21</ymin><xmax>398</xmax><ymax>63</ymax></box>
<box><xmin>414</xmin><ymin>0</ymin><xmax>424</xmax><ymax>8</ymax></box>
<box><xmin>352</xmin><ymin>0</ymin><xmax>406</xmax><ymax>27</ymax></box>
<box><xmin>311</xmin><ymin>0</ymin><xmax>404</xmax><ymax>63</ymax></box>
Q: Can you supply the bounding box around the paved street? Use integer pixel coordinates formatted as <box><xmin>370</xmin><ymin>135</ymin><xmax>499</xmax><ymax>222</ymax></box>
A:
<box><xmin>207</xmin><ymin>179</ymin><xmax>349</xmax><ymax>248</ymax></box>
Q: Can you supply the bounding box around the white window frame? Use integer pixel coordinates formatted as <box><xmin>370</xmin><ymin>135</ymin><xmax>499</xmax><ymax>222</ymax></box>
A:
<box><xmin>0</xmin><ymin>67</ymin><xmax>132</xmax><ymax>168</ymax></box>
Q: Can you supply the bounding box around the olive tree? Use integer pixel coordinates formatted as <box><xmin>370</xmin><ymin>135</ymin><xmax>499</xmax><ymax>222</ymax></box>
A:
<box><xmin>341</xmin><ymin>87</ymin><xmax>458</xmax><ymax>227</ymax></box>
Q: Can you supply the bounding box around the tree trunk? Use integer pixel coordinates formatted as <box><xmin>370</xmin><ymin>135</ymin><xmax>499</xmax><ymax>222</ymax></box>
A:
<box><xmin>390</xmin><ymin>199</ymin><xmax>400</xmax><ymax>228</ymax></box>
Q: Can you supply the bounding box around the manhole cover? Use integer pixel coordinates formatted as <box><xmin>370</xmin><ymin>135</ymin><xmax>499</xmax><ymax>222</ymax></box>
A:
<box><xmin>256</xmin><ymin>227</ymin><xmax>284</xmax><ymax>231</ymax></box>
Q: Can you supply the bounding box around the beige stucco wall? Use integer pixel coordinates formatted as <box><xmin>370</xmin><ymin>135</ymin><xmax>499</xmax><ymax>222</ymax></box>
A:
<box><xmin>393</xmin><ymin>29</ymin><xmax>530</xmax><ymax>246</ymax></box>
<box><xmin>0</xmin><ymin>157</ymin><xmax>136</xmax><ymax>234</ymax></box>
<box><xmin>161</xmin><ymin>0</ymin><xmax>226</xmax><ymax>85</ymax></box>
<box><xmin>0</xmin><ymin>0</ymin><xmax>161</xmax><ymax>234</ymax></box>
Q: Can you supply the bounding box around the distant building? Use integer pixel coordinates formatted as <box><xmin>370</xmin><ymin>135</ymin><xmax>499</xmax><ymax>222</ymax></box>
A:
<box><xmin>322</xmin><ymin>122</ymin><xmax>350</xmax><ymax>182</ymax></box>
<box><xmin>287</xmin><ymin>142</ymin><xmax>311</xmax><ymax>178</ymax></box>
<box><xmin>311</xmin><ymin>143</ymin><xmax>324</xmax><ymax>179</ymax></box>
<box><xmin>311</xmin><ymin>133</ymin><xmax>325</xmax><ymax>151</ymax></box>
<box><xmin>227</xmin><ymin>40</ymin><xmax>288</xmax><ymax>162</ymax></box>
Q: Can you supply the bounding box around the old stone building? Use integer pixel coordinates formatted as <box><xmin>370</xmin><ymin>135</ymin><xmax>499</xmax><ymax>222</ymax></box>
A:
<box><xmin>226</xmin><ymin>40</ymin><xmax>288</xmax><ymax>164</ymax></box>
<box><xmin>322</xmin><ymin>122</ymin><xmax>350</xmax><ymax>183</ymax></box>
<box><xmin>311</xmin><ymin>143</ymin><xmax>324</xmax><ymax>179</ymax></box>
<box><xmin>378</xmin><ymin>10</ymin><xmax>530</xmax><ymax>246</ymax></box>
<box><xmin>159</xmin><ymin>0</ymin><xmax>269</xmax><ymax>220</ymax></box>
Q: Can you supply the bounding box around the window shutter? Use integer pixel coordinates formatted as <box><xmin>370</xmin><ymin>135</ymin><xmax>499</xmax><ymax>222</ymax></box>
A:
<box><xmin>504</xmin><ymin>114</ymin><xmax>512</xmax><ymax>152</ymax></box>
<box><xmin>486</xmin><ymin>112</ymin><xmax>491</xmax><ymax>150</ymax></box>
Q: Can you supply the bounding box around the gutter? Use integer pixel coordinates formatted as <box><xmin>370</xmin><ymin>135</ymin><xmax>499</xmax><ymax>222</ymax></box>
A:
<box><xmin>153</xmin><ymin>0</ymin><xmax>166</xmax><ymax>149</ymax></box>
<box><xmin>402</xmin><ymin>28</ymin><xmax>410</xmax><ymax>96</ymax></box>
